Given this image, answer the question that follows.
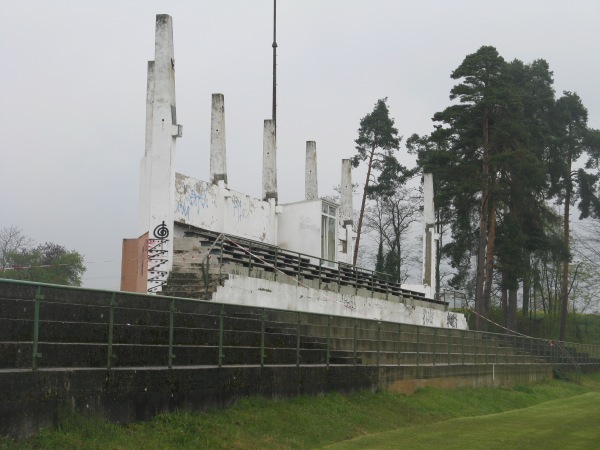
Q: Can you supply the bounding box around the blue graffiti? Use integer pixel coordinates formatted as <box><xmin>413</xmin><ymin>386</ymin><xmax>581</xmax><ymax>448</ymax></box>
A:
<box><xmin>232</xmin><ymin>196</ymin><xmax>250</xmax><ymax>222</ymax></box>
<box><xmin>176</xmin><ymin>189</ymin><xmax>209</xmax><ymax>219</ymax></box>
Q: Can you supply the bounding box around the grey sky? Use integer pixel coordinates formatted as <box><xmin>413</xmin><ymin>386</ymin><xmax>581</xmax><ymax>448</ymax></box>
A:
<box><xmin>1</xmin><ymin>0</ymin><xmax>598</xmax><ymax>290</ymax></box>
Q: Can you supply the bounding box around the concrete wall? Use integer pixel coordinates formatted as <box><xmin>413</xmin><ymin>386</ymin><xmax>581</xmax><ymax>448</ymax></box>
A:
<box><xmin>174</xmin><ymin>173</ymin><xmax>277</xmax><ymax>244</ymax></box>
<box><xmin>212</xmin><ymin>274</ymin><xmax>468</xmax><ymax>329</ymax></box>
<box><xmin>0</xmin><ymin>364</ymin><xmax>552</xmax><ymax>439</ymax></box>
<box><xmin>278</xmin><ymin>199</ymin><xmax>323</xmax><ymax>260</ymax></box>
<box><xmin>2</xmin><ymin>280</ymin><xmax>591</xmax><ymax>439</ymax></box>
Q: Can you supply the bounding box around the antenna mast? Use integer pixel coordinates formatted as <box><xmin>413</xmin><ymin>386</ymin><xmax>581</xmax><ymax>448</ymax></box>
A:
<box><xmin>272</xmin><ymin>0</ymin><xmax>277</xmax><ymax>129</ymax></box>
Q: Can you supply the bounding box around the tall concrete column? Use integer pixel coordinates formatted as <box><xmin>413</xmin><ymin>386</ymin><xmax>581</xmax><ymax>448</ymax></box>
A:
<box><xmin>210</xmin><ymin>93</ymin><xmax>227</xmax><ymax>185</ymax></box>
<box><xmin>139</xmin><ymin>61</ymin><xmax>155</xmax><ymax>236</ymax></box>
<box><xmin>262</xmin><ymin>119</ymin><xmax>277</xmax><ymax>201</ymax></box>
<box><xmin>422</xmin><ymin>173</ymin><xmax>437</xmax><ymax>298</ymax></box>
<box><xmin>305</xmin><ymin>141</ymin><xmax>318</xmax><ymax>200</ymax></box>
<box><xmin>139</xmin><ymin>14</ymin><xmax>182</xmax><ymax>293</ymax></box>
<box><xmin>340</xmin><ymin>159</ymin><xmax>353</xmax><ymax>227</ymax></box>
<box><xmin>340</xmin><ymin>159</ymin><xmax>355</xmax><ymax>264</ymax></box>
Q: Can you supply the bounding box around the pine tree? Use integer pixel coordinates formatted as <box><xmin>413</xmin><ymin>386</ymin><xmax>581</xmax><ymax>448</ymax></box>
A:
<box><xmin>352</xmin><ymin>98</ymin><xmax>401</xmax><ymax>266</ymax></box>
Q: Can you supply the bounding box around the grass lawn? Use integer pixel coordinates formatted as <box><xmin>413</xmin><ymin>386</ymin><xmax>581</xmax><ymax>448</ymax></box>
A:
<box><xmin>2</xmin><ymin>374</ymin><xmax>599</xmax><ymax>449</ymax></box>
<box><xmin>325</xmin><ymin>392</ymin><xmax>600</xmax><ymax>449</ymax></box>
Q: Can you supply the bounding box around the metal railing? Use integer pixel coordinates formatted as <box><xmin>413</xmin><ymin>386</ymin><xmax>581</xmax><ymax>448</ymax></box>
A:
<box><xmin>1</xmin><ymin>279</ymin><xmax>599</xmax><ymax>381</ymax></box>
<box><xmin>180</xmin><ymin>229</ymin><xmax>443</xmax><ymax>306</ymax></box>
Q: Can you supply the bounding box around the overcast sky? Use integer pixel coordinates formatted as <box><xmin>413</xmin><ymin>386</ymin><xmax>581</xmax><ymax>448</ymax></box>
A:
<box><xmin>1</xmin><ymin>0</ymin><xmax>599</xmax><ymax>290</ymax></box>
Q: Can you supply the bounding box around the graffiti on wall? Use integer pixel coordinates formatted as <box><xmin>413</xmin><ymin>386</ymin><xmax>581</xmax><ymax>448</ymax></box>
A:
<box><xmin>340</xmin><ymin>293</ymin><xmax>357</xmax><ymax>310</ymax></box>
<box><xmin>176</xmin><ymin>185</ymin><xmax>210</xmax><ymax>220</ymax></box>
<box><xmin>446</xmin><ymin>312</ymin><xmax>458</xmax><ymax>328</ymax></box>
<box><xmin>421</xmin><ymin>308</ymin><xmax>434</xmax><ymax>326</ymax></box>
<box><xmin>147</xmin><ymin>221</ymin><xmax>169</xmax><ymax>293</ymax></box>
<box><xmin>232</xmin><ymin>195</ymin><xmax>250</xmax><ymax>222</ymax></box>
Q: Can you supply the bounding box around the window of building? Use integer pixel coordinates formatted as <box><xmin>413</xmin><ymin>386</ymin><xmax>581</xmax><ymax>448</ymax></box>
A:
<box><xmin>321</xmin><ymin>202</ymin><xmax>337</xmax><ymax>265</ymax></box>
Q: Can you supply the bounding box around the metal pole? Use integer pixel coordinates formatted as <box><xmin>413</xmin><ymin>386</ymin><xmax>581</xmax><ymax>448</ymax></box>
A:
<box><xmin>377</xmin><ymin>321</ymin><xmax>381</xmax><ymax>368</ymax></box>
<box><xmin>416</xmin><ymin>326</ymin><xmax>420</xmax><ymax>377</ymax></box>
<box><xmin>326</xmin><ymin>316</ymin><xmax>331</xmax><ymax>368</ymax></box>
<box><xmin>274</xmin><ymin>247</ymin><xmax>279</xmax><ymax>281</ymax></box>
<box><xmin>353</xmin><ymin>319</ymin><xmax>358</xmax><ymax>366</ymax></box>
<box><xmin>218</xmin><ymin>304</ymin><xmax>225</xmax><ymax>367</ymax></box>
<box><xmin>461</xmin><ymin>330</ymin><xmax>465</xmax><ymax>366</ymax></box>
<box><xmin>296</xmin><ymin>312</ymin><xmax>301</xmax><ymax>367</ymax></box>
<box><xmin>107</xmin><ymin>293</ymin><xmax>116</xmax><ymax>369</ymax></box>
<box><xmin>447</xmin><ymin>328</ymin><xmax>451</xmax><ymax>366</ymax></box>
<box><xmin>261</xmin><ymin>309</ymin><xmax>266</xmax><ymax>367</ymax></box>
<box><xmin>398</xmin><ymin>323</ymin><xmax>402</xmax><ymax>366</ymax></box>
<box><xmin>168</xmin><ymin>298</ymin><xmax>175</xmax><ymax>368</ymax></box>
<box><xmin>433</xmin><ymin>328</ymin><xmax>437</xmax><ymax>369</ymax></box>
<box><xmin>32</xmin><ymin>286</ymin><xmax>43</xmax><ymax>370</ymax></box>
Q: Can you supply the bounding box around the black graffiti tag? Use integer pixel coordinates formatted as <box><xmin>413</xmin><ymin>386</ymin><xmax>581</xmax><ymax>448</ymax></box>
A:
<box><xmin>153</xmin><ymin>221</ymin><xmax>170</xmax><ymax>239</ymax></box>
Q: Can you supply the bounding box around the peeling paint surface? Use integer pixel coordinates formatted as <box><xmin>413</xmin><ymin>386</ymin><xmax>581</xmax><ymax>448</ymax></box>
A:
<box><xmin>174</xmin><ymin>173</ymin><xmax>276</xmax><ymax>243</ymax></box>
<box><xmin>213</xmin><ymin>275</ymin><xmax>468</xmax><ymax>329</ymax></box>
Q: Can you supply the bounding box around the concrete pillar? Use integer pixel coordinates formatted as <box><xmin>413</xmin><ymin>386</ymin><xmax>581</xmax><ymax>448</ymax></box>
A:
<box><xmin>340</xmin><ymin>159</ymin><xmax>355</xmax><ymax>264</ymax></box>
<box><xmin>422</xmin><ymin>173</ymin><xmax>437</xmax><ymax>298</ymax></box>
<box><xmin>139</xmin><ymin>61</ymin><xmax>154</xmax><ymax>236</ymax></box>
<box><xmin>262</xmin><ymin>119</ymin><xmax>277</xmax><ymax>201</ymax></box>
<box><xmin>210</xmin><ymin>93</ymin><xmax>227</xmax><ymax>185</ymax></box>
<box><xmin>139</xmin><ymin>14</ymin><xmax>182</xmax><ymax>294</ymax></box>
<box><xmin>340</xmin><ymin>159</ymin><xmax>353</xmax><ymax>227</ymax></box>
<box><xmin>305</xmin><ymin>141</ymin><xmax>318</xmax><ymax>200</ymax></box>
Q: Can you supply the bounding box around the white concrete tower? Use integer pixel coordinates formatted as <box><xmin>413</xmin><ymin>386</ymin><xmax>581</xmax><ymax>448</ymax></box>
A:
<box><xmin>340</xmin><ymin>159</ymin><xmax>355</xmax><ymax>264</ymax></box>
<box><xmin>422</xmin><ymin>173</ymin><xmax>438</xmax><ymax>299</ymax></box>
<box><xmin>139</xmin><ymin>14</ymin><xmax>182</xmax><ymax>293</ymax></box>
<box><xmin>305</xmin><ymin>141</ymin><xmax>318</xmax><ymax>200</ymax></box>
<box><xmin>262</xmin><ymin>119</ymin><xmax>277</xmax><ymax>202</ymax></box>
<box><xmin>210</xmin><ymin>93</ymin><xmax>227</xmax><ymax>185</ymax></box>
<box><xmin>340</xmin><ymin>159</ymin><xmax>353</xmax><ymax>227</ymax></box>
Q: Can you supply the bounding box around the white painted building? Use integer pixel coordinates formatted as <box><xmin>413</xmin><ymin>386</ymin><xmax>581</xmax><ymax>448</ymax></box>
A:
<box><xmin>120</xmin><ymin>14</ymin><xmax>464</xmax><ymax>329</ymax></box>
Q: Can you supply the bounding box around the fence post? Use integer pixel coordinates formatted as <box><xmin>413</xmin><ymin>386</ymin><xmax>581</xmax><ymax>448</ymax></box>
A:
<box><xmin>274</xmin><ymin>248</ymin><xmax>279</xmax><ymax>282</ymax></box>
<box><xmin>260</xmin><ymin>309</ymin><xmax>266</xmax><ymax>367</ymax></box>
<box><xmin>377</xmin><ymin>321</ymin><xmax>381</xmax><ymax>368</ymax></box>
<box><xmin>433</xmin><ymin>328</ymin><xmax>437</xmax><ymax>370</ymax></box>
<box><xmin>32</xmin><ymin>286</ymin><xmax>43</xmax><ymax>370</ymax></box>
<box><xmin>318</xmin><ymin>259</ymin><xmax>323</xmax><ymax>290</ymax></box>
<box><xmin>416</xmin><ymin>326</ymin><xmax>420</xmax><ymax>377</ymax></box>
<box><xmin>326</xmin><ymin>316</ymin><xmax>331</xmax><ymax>368</ymax></box>
<box><xmin>398</xmin><ymin>323</ymin><xmax>402</xmax><ymax>366</ymax></box>
<box><xmin>461</xmin><ymin>330</ymin><xmax>465</xmax><ymax>366</ymax></box>
<box><xmin>354</xmin><ymin>319</ymin><xmax>358</xmax><ymax>366</ymax></box>
<box><xmin>168</xmin><ymin>298</ymin><xmax>175</xmax><ymax>369</ymax></box>
<box><xmin>448</xmin><ymin>328</ymin><xmax>451</xmax><ymax>366</ymax></box>
<box><xmin>247</xmin><ymin>244</ymin><xmax>253</xmax><ymax>276</ymax></box>
<box><xmin>218</xmin><ymin>304</ymin><xmax>225</xmax><ymax>367</ymax></box>
<box><xmin>107</xmin><ymin>293</ymin><xmax>116</xmax><ymax>369</ymax></box>
<box><xmin>296</xmin><ymin>312</ymin><xmax>301</xmax><ymax>367</ymax></box>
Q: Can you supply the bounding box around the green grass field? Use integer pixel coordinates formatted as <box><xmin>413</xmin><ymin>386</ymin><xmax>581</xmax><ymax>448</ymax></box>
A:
<box><xmin>325</xmin><ymin>392</ymin><xmax>600</xmax><ymax>449</ymax></box>
<box><xmin>2</xmin><ymin>374</ymin><xmax>600</xmax><ymax>449</ymax></box>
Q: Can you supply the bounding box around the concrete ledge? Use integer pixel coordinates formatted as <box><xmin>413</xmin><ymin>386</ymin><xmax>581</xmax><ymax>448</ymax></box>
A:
<box><xmin>0</xmin><ymin>363</ymin><xmax>553</xmax><ymax>439</ymax></box>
